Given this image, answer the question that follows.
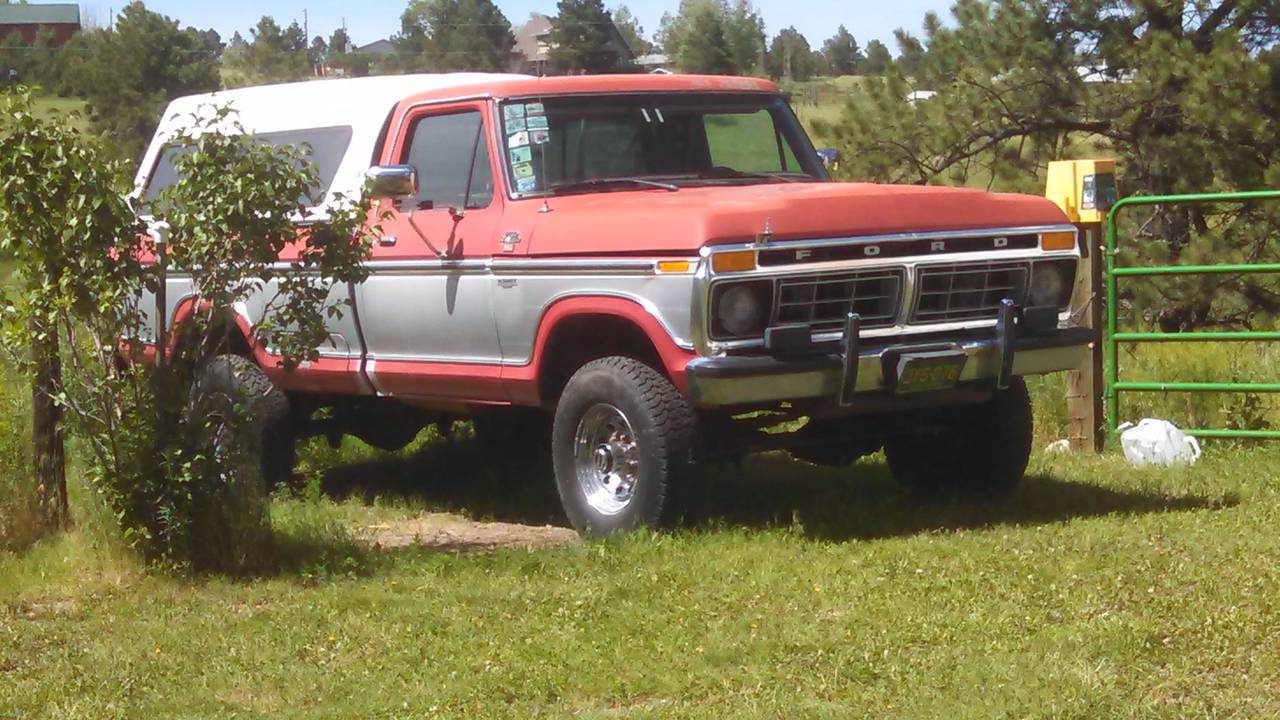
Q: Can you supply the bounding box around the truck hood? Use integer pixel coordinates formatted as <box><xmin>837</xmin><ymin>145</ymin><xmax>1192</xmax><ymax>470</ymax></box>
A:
<box><xmin>524</xmin><ymin>182</ymin><xmax>1070</xmax><ymax>256</ymax></box>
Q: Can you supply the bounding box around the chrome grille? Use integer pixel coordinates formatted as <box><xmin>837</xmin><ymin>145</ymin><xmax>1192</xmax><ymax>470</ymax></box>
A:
<box><xmin>774</xmin><ymin>270</ymin><xmax>903</xmax><ymax>331</ymax></box>
<box><xmin>911</xmin><ymin>262</ymin><xmax>1029</xmax><ymax>324</ymax></box>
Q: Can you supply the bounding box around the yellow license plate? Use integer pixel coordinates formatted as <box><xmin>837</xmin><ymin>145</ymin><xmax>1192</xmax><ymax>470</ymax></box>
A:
<box><xmin>894</xmin><ymin>352</ymin><xmax>966</xmax><ymax>394</ymax></box>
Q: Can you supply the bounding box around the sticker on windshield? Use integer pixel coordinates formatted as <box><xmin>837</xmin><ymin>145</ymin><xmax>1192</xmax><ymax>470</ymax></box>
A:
<box><xmin>509</xmin><ymin>146</ymin><xmax>532</xmax><ymax>165</ymax></box>
<box><xmin>531</xmin><ymin>129</ymin><xmax>550</xmax><ymax>145</ymax></box>
<box><xmin>503</xmin><ymin>104</ymin><xmax>526</xmax><ymax>121</ymax></box>
<box><xmin>524</xmin><ymin>102</ymin><xmax>544</xmax><ymax>116</ymax></box>
<box><xmin>512</xmin><ymin>162</ymin><xmax>535</xmax><ymax>180</ymax></box>
<box><xmin>525</xmin><ymin>115</ymin><xmax>548</xmax><ymax>130</ymax></box>
<box><xmin>506</xmin><ymin>117</ymin><xmax>526</xmax><ymax>133</ymax></box>
<box><xmin>508</xmin><ymin>130</ymin><xmax>529</xmax><ymax>148</ymax></box>
<box><xmin>516</xmin><ymin>176</ymin><xmax>538</xmax><ymax>193</ymax></box>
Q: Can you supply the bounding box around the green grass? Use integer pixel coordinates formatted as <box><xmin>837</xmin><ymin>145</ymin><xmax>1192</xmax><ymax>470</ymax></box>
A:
<box><xmin>29</xmin><ymin>95</ymin><xmax>90</xmax><ymax>132</ymax></box>
<box><xmin>3</xmin><ymin>426</ymin><xmax>1280</xmax><ymax>718</ymax></box>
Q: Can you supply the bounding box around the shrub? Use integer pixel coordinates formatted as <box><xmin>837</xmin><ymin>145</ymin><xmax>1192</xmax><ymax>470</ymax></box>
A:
<box><xmin>0</xmin><ymin>370</ymin><xmax>37</xmax><ymax>551</ymax></box>
<box><xmin>0</xmin><ymin>88</ymin><xmax>375</xmax><ymax>571</ymax></box>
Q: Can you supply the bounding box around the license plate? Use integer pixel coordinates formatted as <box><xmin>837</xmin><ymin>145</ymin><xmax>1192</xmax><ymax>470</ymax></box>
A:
<box><xmin>894</xmin><ymin>351</ymin><xmax>966</xmax><ymax>395</ymax></box>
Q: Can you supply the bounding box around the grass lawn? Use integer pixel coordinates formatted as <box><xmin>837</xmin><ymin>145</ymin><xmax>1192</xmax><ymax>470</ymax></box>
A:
<box><xmin>2</xmin><ymin>433</ymin><xmax>1277</xmax><ymax>718</ymax></box>
<box><xmin>29</xmin><ymin>96</ymin><xmax>90</xmax><ymax>132</ymax></box>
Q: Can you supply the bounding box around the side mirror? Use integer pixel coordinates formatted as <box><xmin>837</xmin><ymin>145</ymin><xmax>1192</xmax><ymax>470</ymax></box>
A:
<box><xmin>366</xmin><ymin>164</ymin><xmax>418</xmax><ymax>201</ymax></box>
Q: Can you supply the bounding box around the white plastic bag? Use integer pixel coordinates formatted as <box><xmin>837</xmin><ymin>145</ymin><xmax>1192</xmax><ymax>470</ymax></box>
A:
<box><xmin>1118</xmin><ymin>418</ymin><xmax>1202</xmax><ymax>467</ymax></box>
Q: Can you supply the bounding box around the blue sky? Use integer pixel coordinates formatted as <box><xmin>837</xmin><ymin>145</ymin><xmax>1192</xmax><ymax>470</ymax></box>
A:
<box><xmin>79</xmin><ymin>0</ymin><xmax>953</xmax><ymax>50</ymax></box>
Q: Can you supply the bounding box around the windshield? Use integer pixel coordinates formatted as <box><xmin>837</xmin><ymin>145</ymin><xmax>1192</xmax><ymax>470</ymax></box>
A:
<box><xmin>496</xmin><ymin>93</ymin><xmax>826</xmax><ymax>196</ymax></box>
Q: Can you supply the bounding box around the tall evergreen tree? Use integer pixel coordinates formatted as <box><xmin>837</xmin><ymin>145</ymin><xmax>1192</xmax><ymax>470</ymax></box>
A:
<box><xmin>611</xmin><ymin>4</ymin><xmax>653</xmax><ymax>55</ymax></box>
<box><xmin>861</xmin><ymin>39</ymin><xmax>891</xmax><ymax>74</ymax></box>
<box><xmin>398</xmin><ymin>0</ymin><xmax>514</xmax><ymax>72</ymax></box>
<box><xmin>722</xmin><ymin>0</ymin><xmax>765</xmax><ymax>75</ymax></box>
<box><xmin>222</xmin><ymin>16</ymin><xmax>311</xmax><ymax>87</ymax></box>
<box><xmin>53</xmin><ymin>2</ymin><xmax>220</xmax><ymax>163</ymax></box>
<box><xmin>676</xmin><ymin>2</ymin><xmax>734</xmax><ymax>74</ymax></box>
<box><xmin>662</xmin><ymin>0</ymin><xmax>758</xmax><ymax>75</ymax></box>
<box><xmin>821</xmin><ymin>25</ymin><xmax>863</xmax><ymax>76</ymax></box>
<box><xmin>548</xmin><ymin>0</ymin><xmax>622</xmax><ymax>74</ymax></box>
<box><xmin>766</xmin><ymin>27</ymin><xmax>813</xmax><ymax>81</ymax></box>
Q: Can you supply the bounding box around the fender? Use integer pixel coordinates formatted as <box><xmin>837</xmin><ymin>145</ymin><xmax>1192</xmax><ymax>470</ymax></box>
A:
<box><xmin>503</xmin><ymin>295</ymin><xmax>697</xmax><ymax>406</ymax></box>
<box><xmin>163</xmin><ymin>296</ymin><xmax>358</xmax><ymax>394</ymax></box>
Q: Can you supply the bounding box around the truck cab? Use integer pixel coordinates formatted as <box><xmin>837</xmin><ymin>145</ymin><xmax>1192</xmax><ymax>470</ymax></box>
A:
<box><xmin>137</xmin><ymin>73</ymin><xmax>1091</xmax><ymax>537</ymax></box>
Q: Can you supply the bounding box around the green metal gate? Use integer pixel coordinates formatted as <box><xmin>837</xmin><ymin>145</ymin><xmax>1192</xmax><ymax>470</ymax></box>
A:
<box><xmin>1104</xmin><ymin>189</ymin><xmax>1280</xmax><ymax>439</ymax></box>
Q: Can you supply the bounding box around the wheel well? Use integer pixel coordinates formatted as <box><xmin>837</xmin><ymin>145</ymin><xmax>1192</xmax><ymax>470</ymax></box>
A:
<box><xmin>171</xmin><ymin>310</ymin><xmax>254</xmax><ymax>361</ymax></box>
<box><xmin>538</xmin><ymin>314</ymin><xmax>666</xmax><ymax>405</ymax></box>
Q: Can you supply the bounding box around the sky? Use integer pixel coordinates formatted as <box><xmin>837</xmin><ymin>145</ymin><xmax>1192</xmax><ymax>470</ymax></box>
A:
<box><xmin>77</xmin><ymin>0</ymin><xmax>954</xmax><ymax>51</ymax></box>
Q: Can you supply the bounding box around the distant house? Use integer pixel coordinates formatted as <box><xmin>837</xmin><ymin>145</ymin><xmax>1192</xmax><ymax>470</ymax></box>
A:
<box><xmin>356</xmin><ymin>39</ymin><xmax>397</xmax><ymax>57</ymax></box>
<box><xmin>510</xmin><ymin>13</ymin><xmax>636</xmax><ymax>75</ymax></box>
<box><xmin>0</xmin><ymin>3</ymin><xmax>81</xmax><ymax>46</ymax></box>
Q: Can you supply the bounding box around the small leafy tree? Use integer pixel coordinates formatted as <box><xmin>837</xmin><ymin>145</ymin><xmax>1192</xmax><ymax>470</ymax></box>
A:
<box><xmin>0</xmin><ymin>89</ymin><xmax>377</xmax><ymax>570</ymax></box>
<box><xmin>0</xmin><ymin>87</ymin><xmax>140</xmax><ymax>534</ymax></box>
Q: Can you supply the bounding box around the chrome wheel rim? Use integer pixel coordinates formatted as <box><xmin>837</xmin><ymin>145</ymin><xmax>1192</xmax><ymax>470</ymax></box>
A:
<box><xmin>573</xmin><ymin>403</ymin><xmax>640</xmax><ymax>516</ymax></box>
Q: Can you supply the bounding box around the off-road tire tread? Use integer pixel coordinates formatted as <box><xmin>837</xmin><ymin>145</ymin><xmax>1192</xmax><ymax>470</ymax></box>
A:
<box><xmin>552</xmin><ymin>356</ymin><xmax>697</xmax><ymax>536</ymax></box>
<box><xmin>194</xmin><ymin>355</ymin><xmax>294</xmax><ymax>488</ymax></box>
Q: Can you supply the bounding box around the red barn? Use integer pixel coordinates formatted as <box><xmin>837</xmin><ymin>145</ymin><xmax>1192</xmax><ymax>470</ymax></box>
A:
<box><xmin>0</xmin><ymin>4</ymin><xmax>81</xmax><ymax>47</ymax></box>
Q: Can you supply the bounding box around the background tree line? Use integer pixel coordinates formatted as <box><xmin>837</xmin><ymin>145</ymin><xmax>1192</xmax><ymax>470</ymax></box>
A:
<box><xmin>2</xmin><ymin>0</ymin><xmax>909</xmax><ymax>162</ymax></box>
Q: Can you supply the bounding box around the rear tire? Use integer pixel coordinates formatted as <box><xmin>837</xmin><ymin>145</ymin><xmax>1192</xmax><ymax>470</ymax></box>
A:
<box><xmin>187</xmin><ymin>355</ymin><xmax>296</xmax><ymax>490</ymax></box>
<box><xmin>551</xmin><ymin>356</ymin><xmax>697</xmax><ymax>537</ymax></box>
<box><xmin>884</xmin><ymin>377</ymin><xmax>1033</xmax><ymax>498</ymax></box>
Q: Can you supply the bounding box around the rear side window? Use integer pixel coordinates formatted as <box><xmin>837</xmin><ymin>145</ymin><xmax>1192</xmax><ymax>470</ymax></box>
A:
<box><xmin>143</xmin><ymin>125</ymin><xmax>354</xmax><ymax>204</ymax></box>
<box><xmin>401</xmin><ymin>111</ymin><xmax>493</xmax><ymax>211</ymax></box>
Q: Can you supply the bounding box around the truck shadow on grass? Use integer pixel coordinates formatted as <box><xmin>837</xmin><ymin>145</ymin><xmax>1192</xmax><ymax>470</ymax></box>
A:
<box><xmin>316</xmin><ymin>435</ymin><xmax>1235</xmax><ymax>544</ymax></box>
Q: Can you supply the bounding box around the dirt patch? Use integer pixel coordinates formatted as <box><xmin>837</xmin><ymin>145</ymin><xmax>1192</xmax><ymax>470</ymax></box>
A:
<box><xmin>356</xmin><ymin>514</ymin><xmax>578</xmax><ymax>554</ymax></box>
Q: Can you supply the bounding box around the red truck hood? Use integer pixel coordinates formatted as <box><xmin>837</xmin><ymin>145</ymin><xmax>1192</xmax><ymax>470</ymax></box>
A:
<box><xmin>524</xmin><ymin>182</ymin><xmax>1070</xmax><ymax>256</ymax></box>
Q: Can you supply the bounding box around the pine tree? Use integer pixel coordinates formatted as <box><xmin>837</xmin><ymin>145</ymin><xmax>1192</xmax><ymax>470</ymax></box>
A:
<box><xmin>548</xmin><ymin>0</ymin><xmax>622</xmax><ymax>74</ymax></box>
<box><xmin>816</xmin><ymin>0</ymin><xmax>1280</xmax><ymax>328</ymax></box>
<box><xmin>766</xmin><ymin>27</ymin><xmax>813</xmax><ymax>81</ymax></box>
<box><xmin>861</xmin><ymin>39</ymin><xmax>891</xmax><ymax>75</ymax></box>
<box><xmin>821</xmin><ymin>25</ymin><xmax>863</xmax><ymax>77</ymax></box>
<box><xmin>676</xmin><ymin>2</ymin><xmax>733</xmax><ymax>74</ymax></box>
<box><xmin>611</xmin><ymin>4</ymin><xmax>653</xmax><ymax>56</ymax></box>
<box><xmin>399</xmin><ymin>0</ymin><xmax>514</xmax><ymax>72</ymax></box>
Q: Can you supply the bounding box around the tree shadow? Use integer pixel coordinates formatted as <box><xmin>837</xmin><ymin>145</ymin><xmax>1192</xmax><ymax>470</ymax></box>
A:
<box><xmin>317</xmin><ymin>438</ymin><xmax>1236</xmax><ymax>545</ymax></box>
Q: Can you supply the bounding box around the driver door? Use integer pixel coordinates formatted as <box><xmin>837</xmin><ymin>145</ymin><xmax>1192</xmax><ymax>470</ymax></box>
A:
<box><xmin>356</xmin><ymin>102</ymin><xmax>505</xmax><ymax>399</ymax></box>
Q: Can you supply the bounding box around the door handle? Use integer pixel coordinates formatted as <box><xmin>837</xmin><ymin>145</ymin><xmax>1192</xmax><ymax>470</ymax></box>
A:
<box><xmin>378</xmin><ymin>235</ymin><xmax>397</xmax><ymax>247</ymax></box>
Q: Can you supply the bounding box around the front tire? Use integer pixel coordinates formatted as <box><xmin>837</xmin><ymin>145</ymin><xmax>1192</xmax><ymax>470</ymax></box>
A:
<box><xmin>551</xmin><ymin>357</ymin><xmax>697</xmax><ymax>537</ymax></box>
<box><xmin>884</xmin><ymin>377</ymin><xmax>1033</xmax><ymax>498</ymax></box>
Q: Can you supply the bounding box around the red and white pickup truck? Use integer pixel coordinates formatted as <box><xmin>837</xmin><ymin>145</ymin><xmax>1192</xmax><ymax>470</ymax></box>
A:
<box><xmin>136</xmin><ymin>73</ymin><xmax>1091</xmax><ymax>536</ymax></box>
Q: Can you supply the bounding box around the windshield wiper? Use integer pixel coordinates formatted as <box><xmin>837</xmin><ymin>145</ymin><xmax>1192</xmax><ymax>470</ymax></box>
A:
<box><xmin>548</xmin><ymin>177</ymin><xmax>679</xmax><ymax>195</ymax></box>
<box><xmin>695</xmin><ymin>169</ymin><xmax>814</xmax><ymax>183</ymax></box>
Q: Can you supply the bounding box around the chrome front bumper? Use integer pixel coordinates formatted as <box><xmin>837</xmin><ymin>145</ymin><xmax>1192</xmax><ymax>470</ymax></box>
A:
<box><xmin>684</xmin><ymin>319</ymin><xmax>1093</xmax><ymax>409</ymax></box>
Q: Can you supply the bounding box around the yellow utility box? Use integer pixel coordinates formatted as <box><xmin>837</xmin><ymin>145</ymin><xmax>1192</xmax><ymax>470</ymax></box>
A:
<box><xmin>1045</xmin><ymin>159</ymin><xmax>1117</xmax><ymax>224</ymax></box>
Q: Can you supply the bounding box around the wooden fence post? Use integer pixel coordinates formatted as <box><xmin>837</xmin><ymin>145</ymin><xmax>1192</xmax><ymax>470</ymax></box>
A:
<box><xmin>1066</xmin><ymin>224</ymin><xmax>1105</xmax><ymax>453</ymax></box>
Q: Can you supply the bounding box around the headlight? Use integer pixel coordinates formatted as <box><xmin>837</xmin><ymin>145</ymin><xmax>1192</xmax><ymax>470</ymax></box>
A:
<box><xmin>711</xmin><ymin>281</ymin><xmax>771</xmax><ymax>339</ymax></box>
<box><xmin>1029</xmin><ymin>260</ymin><xmax>1076</xmax><ymax>307</ymax></box>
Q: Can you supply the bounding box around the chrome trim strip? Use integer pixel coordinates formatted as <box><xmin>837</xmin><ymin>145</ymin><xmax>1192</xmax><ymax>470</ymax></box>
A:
<box><xmin>706</xmin><ymin>224</ymin><xmax>1078</xmax><ymax>268</ymax></box>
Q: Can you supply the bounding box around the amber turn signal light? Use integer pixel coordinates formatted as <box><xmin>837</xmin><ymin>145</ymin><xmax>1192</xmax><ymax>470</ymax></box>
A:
<box><xmin>711</xmin><ymin>250</ymin><xmax>756</xmax><ymax>273</ymax></box>
<box><xmin>656</xmin><ymin>260</ymin><xmax>692</xmax><ymax>273</ymax></box>
<box><xmin>1040</xmin><ymin>231</ymin><xmax>1076</xmax><ymax>251</ymax></box>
